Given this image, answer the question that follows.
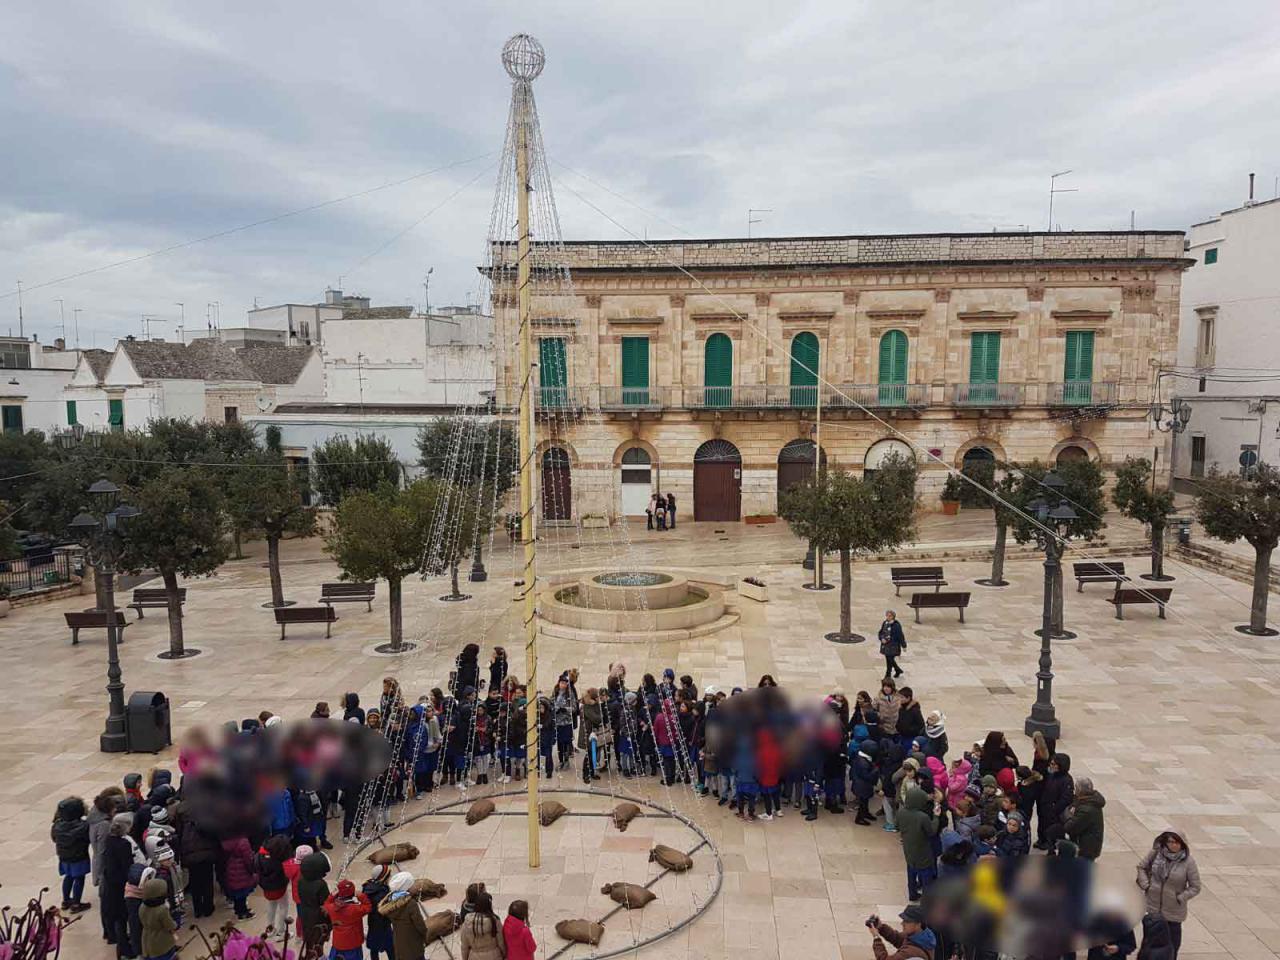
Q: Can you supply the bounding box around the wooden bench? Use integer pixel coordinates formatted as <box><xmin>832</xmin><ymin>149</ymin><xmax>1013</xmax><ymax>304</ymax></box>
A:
<box><xmin>1073</xmin><ymin>561</ymin><xmax>1127</xmax><ymax>592</ymax></box>
<box><xmin>320</xmin><ymin>581</ymin><xmax>375</xmax><ymax>612</ymax></box>
<box><xmin>275</xmin><ymin>606</ymin><xmax>337</xmax><ymax>639</ymax></box>
<box><xmin>891</xmin><ymin>565</ymin><xmax>947</xmax><ymax>596</ymax></box>
<box><xmin>65</xmin><ymin>611</ymin><xmax>129</xmax><ymax>645</ymax></box>
<box><xmin>908</xmin><ymin>591</ymin><xmax>971</xmax><ymax>623</ymax></box>
<box><xmin>1107</xmin><ymin>587</ymin><xmax>1172</xmax><ymax>620</ymax></box>
<box><xmin>128</xmin><ymin>588</ymin><xmax>186</xmax><ymax>619</ymax></box>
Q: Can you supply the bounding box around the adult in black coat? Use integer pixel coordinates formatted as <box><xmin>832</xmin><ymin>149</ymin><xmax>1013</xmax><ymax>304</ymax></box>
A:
<box><xmin>101</xmin><ymin>813</ymin><xmax>136</xmax><ymax>955</ymax></box>
<box><xmin>178</xmin><ymin>816</ymin><xmax>220</xmax><ymax>918</ymax></box>
<box><xmin>1035</xmin><ymin>753</ymin><xmax>1074</xmax><ymax>849</ymax></box>
<box><xmin>895</xmin><ymin>687</ymin><xmax>925</xmax><ymax>748</ymax></box>
<box><xmin>453</xmin><ymin>643</ymin><xmax>482</xmax><ymax>696</ymax></box>
<box><xmin>51</xmin><ymin>797</ymin><xmax>92</xmax><ymax>910</ymax></box>
<box><xmin>296</xmin><ymin>851</ymin><xmax>332</xmax><ymax>950</ymax></box>
<box><xmin>978</xmin><ymin>731</ymin><xmax>1020</xmax><ymax>779</ymax></box>
<box><xmin>1136</xmin><ymin>913</ymin><xmax>1176</xmax><ymax>960</ymax></box>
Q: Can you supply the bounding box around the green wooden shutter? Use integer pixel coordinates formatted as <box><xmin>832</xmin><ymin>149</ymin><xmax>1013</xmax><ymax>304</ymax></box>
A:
<box><xmin>1064</xmin><ymin>330</ymin><xmax>1094</xmax><ymax>404</ymax></box>
<box><xmin>66</xmin><ymin>400</ymin><xmax>78</xmax><ymax>425</ymax></box>
<box><xmin>969</xmin><ymin>332</ymin><xmax>1001</xmax><ymax>403</ymax></box>
<box><xmin>789</xmin><ymin>332</ymin><xmax>819</xmax><ymax>407</ymax></box>
<box><xmin>621</xmin><ymin>336</ymin><xmax>649</xmax><ymax>405</ymax></box>
<box><xmin>108</xmin><ymin>398</ymin><xmax>125</xmax><ymax>431</ymax></box>
<box><xmin>878</xmin><ymin>330</ymin><xmax>908</xmax><ymax>406</ymax></box>
<box><xmin>704</xmin><ymin>333</ymin><xmax>733</xmax><ymax>407</ymax></box>
<box><xmin>539</xmin><ymin>337</ymin><xmax>567</xmax><ymax>407</ymax></box>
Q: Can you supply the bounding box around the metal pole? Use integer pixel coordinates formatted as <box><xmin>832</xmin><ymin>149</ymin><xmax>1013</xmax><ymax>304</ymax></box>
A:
<box><xmin>100</xmin><ymin>562</ymin><xmax>128</xmax><ymax>752</ymax></box>
<box><xmin>515</xmin><ymin>84</ymin><xmax>540</xmax><ymax>869</ymax></box>
<box><xmin>1024</xmin><ymin>532</ymin><xmax>1061</xmax><ymax>739</ymax></box>
<box><xmin>813</xmin><ymin>346</ymin><xmax>824</xmax><ymax>589</ymax></box>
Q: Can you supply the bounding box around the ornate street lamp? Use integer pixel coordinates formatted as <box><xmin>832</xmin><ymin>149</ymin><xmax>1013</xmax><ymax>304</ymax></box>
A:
<box><xmin>1024</xmin><ymin>470</ymin><xmax>1078</xmax><ymax>741</ymax></box>
<box><xmin>70</xmin><ymin>479</ymin><xmax>140</xmax><ymax>753</ymax></box>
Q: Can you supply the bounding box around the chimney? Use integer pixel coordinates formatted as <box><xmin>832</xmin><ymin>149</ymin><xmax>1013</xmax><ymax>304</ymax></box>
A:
<box><xmin>54</xmin><ymin>337</ymin><xmax>65</xmax><ymax>351</ymax></box>
<box><xmin>1248</xmin><ymin>172</ymin><xmax>1256</xmax><ymax>204</ymax></box>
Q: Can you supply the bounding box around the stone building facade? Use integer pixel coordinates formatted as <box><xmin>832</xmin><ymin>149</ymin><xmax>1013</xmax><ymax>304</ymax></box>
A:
<box><xmin>491</xmin><ymin>232</ymin><xmax>1190</xmax><ymax>523</ymax></box>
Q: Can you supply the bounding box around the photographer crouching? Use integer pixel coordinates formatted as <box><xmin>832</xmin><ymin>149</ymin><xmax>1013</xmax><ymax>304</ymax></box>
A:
<box><xmin>868</xmin><ymin>905</ymin><xmax>937</xmax><ymax>960</ymax></box>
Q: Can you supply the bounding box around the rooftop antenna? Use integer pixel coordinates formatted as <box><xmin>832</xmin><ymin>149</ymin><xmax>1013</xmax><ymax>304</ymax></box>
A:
<box><xmin>206</xmin><ymin>303</ymin><xmax>214</xmax><ymax>336</ymax></box>
<box><xmin>142</xmin><ymin>314</ymin><xmax>158</xmax><ymax>340</ymax></box>
<box><xmin>747</xmin><ymin>208</ymin><xmax>772</xmax><ymax>238</ymax></box>
<box><xmin>213</xmin><ymin>301</ymin><xmax>221</xmax><ymax>335</ymax></box>
<box><xmin>56</xmin><ymin>298</ymin><xmax>66</xmax><ymax>345</ymax></box>
<box><xmin>1130</xmin><ymin>210</ymin><xmax>1135</xmax><ymax>230</ymax></box>
<box><xmin>1248</xmin><ymin>172</ymin><xmax>1256</xmax><ymax>205</ymax></box>
<box><xmin>1047</xmin><ymin>170</ymin><xmax>1077</xmax><ymax>231</ymax></box>
<box><xmin>356</xmin><ymin>352</ymin><xmax>367</xmax><ymax>413</ymax></box>
<box><xmin>174</xmin><ymin>302</ymin><xmax>185</xmax><ymax>344</ymax></box>
<box><xmin>73</xmin><ymin>308</ymin><xmax>82</xmax><ymax>349</ymax></box>
<box><xmin>15</xmin><ymin>280</ymin><xmax>23</xmax><ymax>339</ymax></box>
<box><xmin>423</xmin><ymin>266</ymin><xmax>434</xmax><ymax>315</ymax></box>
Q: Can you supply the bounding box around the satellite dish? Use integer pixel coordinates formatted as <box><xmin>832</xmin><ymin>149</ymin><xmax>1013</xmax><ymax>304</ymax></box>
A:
<box><xmin>256</xmin><ymin>394</ymin><xmax>273</xmax><ymax>412</ymax></box>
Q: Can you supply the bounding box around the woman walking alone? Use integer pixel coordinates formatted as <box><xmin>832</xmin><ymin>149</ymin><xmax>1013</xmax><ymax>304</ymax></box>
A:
<box><xmin>1136</xmin><ymin>831</ymin><xmax>1200</xmax><ymax>959</ymax></box>
<box><xmin>878</xmin><ymin>610</ymin><xmax>906</xmax><ymax>679</ymax></box>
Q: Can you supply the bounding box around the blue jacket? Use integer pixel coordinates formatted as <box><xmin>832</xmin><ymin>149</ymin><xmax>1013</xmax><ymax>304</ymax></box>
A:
<box><xmin>267</xmin><ymin>788</ymin><xmax>296</xmax><ymax>835</ymax></box>
<box><xmin>850</xmin><ymin>740</ymin><xmax>879</xmax><ymax>801</ymax></box>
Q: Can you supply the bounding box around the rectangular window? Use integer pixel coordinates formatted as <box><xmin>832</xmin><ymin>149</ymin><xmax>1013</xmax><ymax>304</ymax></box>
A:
<box><xmin>1204</xmin><ymin>247</ymin><xmax>1218</xmax><ymax>265</ymax></box>
<box><xmin>66</xmin><ymin>400</ymin><xmax>78</xmax><ymax>425</ymax></box>
<box><xmin>968</xmin><ymin>331</ymin><xmax>1001</xmax><ymax>403</ymax></box>
<box><xmin>538</xmin><ymin>337</ymin><xmax>568</xmax><ymax>407</ymax></box>
<box><xmin>0</xmin><ymin>344</ymin><xmax>31</xmax><ymax>369</ymax></box>
<box><xmin>1196</xmin><ymin>316</ymin><xmax>1215</xmax><ymax>367</ymax></box>
<box><xmin>620</xmin><ymin>336</ymin><xmax>649</xmax><ymax>405</ymax></box>
<box><xmin>1063</xmin><ymin>330</ymin><xmax>1095</xmax><ymax>404</ymax></box>
<box><xmin>1</xmin><ymin>405</ymin><xmax>23</xmax><ymax>435</ymax></box>
<box><xmin>1190</xmin><ymin>436</ymin><xmax>1206</xmax><ymax>478</ymax></box>
<box><xmin>108</xmin><ymin>398</ymin><xmax>124</xmax><ymax>432</ymax></box>
<box><xmin>224</xmin><ymin>406</ymin><xmax>239</xmax><ymax>423</ymax></box>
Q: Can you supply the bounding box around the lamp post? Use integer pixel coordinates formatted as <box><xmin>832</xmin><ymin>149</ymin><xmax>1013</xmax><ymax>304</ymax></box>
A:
<box><xmin>70</xmin><ymin>479</ymin><xmax>140</xmax><ymax>753</ymax></box>
<box><xmin>1149</xmin><ymin>397</ymin><xmax>1192</xmax><ymax>580</ymax></box>
<box><xmin>1024</xmin><ymin>471</ymin><xmax>1077</xmax><ymax>741</ymax></box>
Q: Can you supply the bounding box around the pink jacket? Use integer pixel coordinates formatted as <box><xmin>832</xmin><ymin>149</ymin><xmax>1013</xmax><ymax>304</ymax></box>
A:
<box><xmin>926</xmin><ymin>756</ymin><xmax>948</xmax><ymax>795</ymax></box>
<box><xmin>946</xmin><ymin>758</ymin><xmax>973</xmax><ymax>809</ymax></box>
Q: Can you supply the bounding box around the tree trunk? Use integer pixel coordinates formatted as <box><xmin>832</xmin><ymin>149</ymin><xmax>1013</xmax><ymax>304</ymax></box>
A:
<box><xmin>94</xmin><ymin>568</ymin><xmax>109</xmax><ymax>612</ymax></box>
<box><xmin>1251</xmin><ymin>544</ymin><xmax>1273</xmax><ymax>633</ymax></box>
<box><xmin>991</xmin><ymin>519</ymin><xmax>1007</xmax><ymax>584</ymax></box>
<box><xmin>232</xmin><ymin>526</ymin><xmax>245</xmax><ymax>561</ymax></box>
<box><xmin>1150</xmin><ymin>521</ymin><xmax>1165</xmax><ymax>579</ymax></box>
<box><xmin>163</xmin><ymin>568</ymin><xmax>184</xmax><ymax>658</ymax></box>
<box><xmin>839</xmin><ymin>547</ymin><xmax>852</xmax><ymax>638</ymax></box>
<box><xmin>1051</xmin><ymin>561</ymin><xmax>1065</xmax><ymax>636</ymax></box>
<box><xmin>450</xmin><ymin>562</ymin><xmax>461</xmax><ymax>599</ymax></box>
<box><xmin>267</xmin><ymin>534</ymin><xmax>284</xmax><ymax>607</ymax></box>
<box><xmin>388</xmin><ymin>576</ymin><xmax>403</xmax><ymax>652</ymax></box>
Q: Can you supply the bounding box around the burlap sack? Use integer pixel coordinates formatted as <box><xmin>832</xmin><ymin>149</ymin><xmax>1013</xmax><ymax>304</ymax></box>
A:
<box><xmin>466</xmin><ymin>798</ymin><xmax>496</xmax><ymax>825</ymax></box>
<box><xmin>601</xmin><ymin>881</ymin><xmax>657</xmax><ymax>909</ymax></box>
<box><xmin>425</xmin><ymin>910</ymin><xmax>457</xmax><ymax>943</ymax></box>
<box><xmin>649</xmin><ymin>844</ymin><xmax>693</xmax><ymax>872</ymax></box>
<box><xmin>538</xmin><ymin>800</ymin><xmax>568</xmax><ymax>826</ymax></box>
<box><xmin>556</xmin><ymin>918</ymin><xmax>605</xmax><ymax>945</ymax></box>
<box><xmin>367</xmin><ymin>842</ymin><xmax>419</xmax><ymax>865</ymax></box>
<box><xmin>611</xmin><ymin>801</ymin><xmax>642</xmax><ymax>831</ymax></box>
<box><xmin>408</xmin><ymin>878</ymin><xmax>447</xmax><ymax>900</ymax></box>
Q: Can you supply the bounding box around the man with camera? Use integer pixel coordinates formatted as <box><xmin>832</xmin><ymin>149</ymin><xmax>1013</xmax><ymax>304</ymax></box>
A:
<box><xmin>867</xmin><ymin>905</ymin><xmax>937</xmax><ymax>960</ymax></box>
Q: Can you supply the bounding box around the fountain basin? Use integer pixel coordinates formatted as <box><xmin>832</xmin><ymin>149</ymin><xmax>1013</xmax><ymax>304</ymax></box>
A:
<box><xmin>539</xmin><ymin>569</ymin><xmax>728</xmax><ymax>637</ymax></box>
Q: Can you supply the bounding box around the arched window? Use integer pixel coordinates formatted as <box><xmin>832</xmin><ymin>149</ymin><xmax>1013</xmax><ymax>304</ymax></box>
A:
<box><xmin>621</xmin><ymin>447</ymin><xmax>651</xmax><ymax>465</ymax></box>
<box><xmin>864</xmin><ymin>438</ymin><xmax>914</xmax><ymax>479</ymax></box>
<box><xmin>703</xmin><ymin>333</ymin><xmax>733</xmax><ymax>408</ymax></box>
<box><xmin>1056</xmin><ymin>445</ymin><xmax>1090</xmax><ymax>467</ymax></box>
<box><xmin>878</xmin><ymin>330</ymin><xmax>908</xmax><ymax>406</ymax></box>
<box><xmin>789</xmin><ymin>332</ymin><xmax>819</xmax><ymax>407</ymax></box>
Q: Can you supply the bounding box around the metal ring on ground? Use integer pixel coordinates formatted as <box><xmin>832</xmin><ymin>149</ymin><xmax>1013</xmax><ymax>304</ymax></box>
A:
<box><xmin>346</xmin><ymin>786</ymin><xmax>724</xmax><ymax>959</ymax></box>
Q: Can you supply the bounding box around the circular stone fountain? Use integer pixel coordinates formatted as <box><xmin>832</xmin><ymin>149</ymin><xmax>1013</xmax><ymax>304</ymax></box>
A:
<box><xmin>539</xmin><ymin>570</ymin><xmax>735</xmax><ymax>642</ymax></box>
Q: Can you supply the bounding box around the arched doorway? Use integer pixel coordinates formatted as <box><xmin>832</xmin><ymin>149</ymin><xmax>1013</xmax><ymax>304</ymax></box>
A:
<box><xmin>618</xmin><ymin>446</ymin><xmax>653</xmax><ymax>518</ymax></box>
<box><xmin>1056</xmin><ymin>445</ymin><xmax>1090</xmax><ymax>467</ymax></box>
<box><xmin>777</xmin><ymin>438</ymin><xmax>827</xmax><ymax>509</ymax></box>
<box><xmin>693</xmin><ymin>439</ymin><xmax>741</xmax><ymax>522</ymax></box>
<box><xmin>541</xmin><ymin>447</ymin><xmax>572</xmax><ymax>521</ymax></box>
<box><xmin>864</xmin><ymin>438</ymin><xmax>915</xmax><ymax>480</ymax></box>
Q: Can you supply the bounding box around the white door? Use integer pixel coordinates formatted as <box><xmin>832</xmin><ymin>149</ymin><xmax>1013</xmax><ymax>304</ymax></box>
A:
<box><xmin>618</xmin><ymin>447</ymin><xmax>654</xmax><ymax>517</ymax></box>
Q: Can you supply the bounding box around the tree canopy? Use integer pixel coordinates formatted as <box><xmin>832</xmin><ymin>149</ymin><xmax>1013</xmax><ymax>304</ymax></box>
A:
<box><xmin>1193</xmin><ymin>463</ymin><xmax>1280</xmax><ymax>633</ymax></box>
<box><xmin>312</xmin><ymin>433</ymin><xmax>401</xmax><ymax>505</ymax></box>
<box><xmin>1010</xmin><ymin>457</ymin><xmax>1107</xmax><ymax>544</ymax></box>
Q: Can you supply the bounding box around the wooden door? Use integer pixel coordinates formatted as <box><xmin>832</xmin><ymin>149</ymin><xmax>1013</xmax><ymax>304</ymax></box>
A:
<box><xmin>693</xmin><ymin>439</ymin><xmax>741</xmax><ymax>521</ymax></box>
<box><xmin>541</xmin><ymin>448</ymin><xmax>572</xmax><ymax>520</ymax></box>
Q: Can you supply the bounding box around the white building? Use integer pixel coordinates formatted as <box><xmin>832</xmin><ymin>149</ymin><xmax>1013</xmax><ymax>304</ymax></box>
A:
<box><xmin>1172</xmin><ymin>192</ymin><xmax>1280</xmax><ymax>487</ymax></box>
<box><xmin>0</xmin><ymin>337</ymin><xmax>82</xmax><ymax>436</ymax></box>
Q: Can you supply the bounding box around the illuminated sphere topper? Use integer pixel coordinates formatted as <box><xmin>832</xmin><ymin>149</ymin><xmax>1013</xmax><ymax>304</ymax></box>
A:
<box><xmin>502</xmin><ymin>33</ymin><xmax>545</xmax><ymax>82</ymax></box>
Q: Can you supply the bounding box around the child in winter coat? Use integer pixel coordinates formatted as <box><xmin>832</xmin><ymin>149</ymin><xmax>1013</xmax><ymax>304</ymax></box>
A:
<box><xmin>220</xmin><ymin>834</ymin><xmax>258</xmax><ymax>920</ymax></box>
<box><xmin>924</xmin><ymin>756</ymin><xmax>949</xmax><ymax>796</ymax></box>
<box><xmin>503</xmin><ymin>900</ymin><xmax>537</xmax><ymax>960</ymax></box>
<box><xmin>257</xmin><ymin>833</ymin><xmax>292</xmax><ymax>936</ymax></box>
<box><xmin>283</xmin><ymin>843</ymin><xmax>312</xmax><ymax>939</ymax></box>
<box><xmin>363</xmin><ymin>865</ymin><xmax>395</xmax><ymax>960</ymax></box>
<box><xmin>138</xmin><ymin>877</ymin><xmax>176</xmax><ymax>960</ymax></box>
<box><xmin>947</xmin><ymin>757</ymin><xmax>973</xmax><ymax>810</ymax></box>
<box><xmin>51</xmin><ymin>797</ymin><xmax>92</xmax><ymax>913</ymax></box>
<box><xmin>997</xmin><ymin>811</ymin><xmax>1031</xmax><ymax>858</ymax></box>
<box><xmin>324</xmin><ymin>879</ymin><xmax>373</xmax><ymax>960</ymax></box>
<box><xmin>850</xmin><ymin>740</ymin><xmax>879</xmax><ymax>825</ymax></box>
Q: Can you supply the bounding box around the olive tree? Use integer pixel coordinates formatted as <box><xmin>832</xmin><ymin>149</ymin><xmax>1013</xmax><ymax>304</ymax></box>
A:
<box><xmin>312</xmin><ymin>433</ymin><xmax>402</xmax><ymax>506</ymax></box>
<box><xmin>224</xmin><ymin>452</ymin><xmax>316</xmax><ymax>607</ymax></box>
<box><xmin>1112</xmin><ymin>456</ymin><xmax>1177</xmax><ymax>581</ymax></box>
<box><xmin>779</xmin><ymin>454</ymin><xmax>918</xmax><ymax>641</ymax></box>
<box><xmin>1193</xmin><ymin>463</ymin><xmax>1280</xmax><ymax>635</ymax></box>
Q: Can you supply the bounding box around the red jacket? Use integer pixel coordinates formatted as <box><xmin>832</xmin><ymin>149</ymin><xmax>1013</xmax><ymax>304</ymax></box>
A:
<box><xmin>503</xmin><ymin>916</ymin><xmax>537</xmax><ymax>960</ymax></box>
<box><xmin>283</xmin><ymin>858</ymin><xmax>303</xmax><ymax>904</ymax></box>
<box><xmin>756</xmin><ymin>729</ymin><xmax>783</xmax><ymax>789</ymax></box>
<box><xmin>324</xmin><ymin>893</ymin><xmax>372</xmax><ymax>950</ymax></box>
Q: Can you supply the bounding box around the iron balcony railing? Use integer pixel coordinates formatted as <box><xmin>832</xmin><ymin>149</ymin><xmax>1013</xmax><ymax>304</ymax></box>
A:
<box><xmin>536</xmin><ymin>385</ymin><xmax>591</xmax><ymax>410</ymax></box>
<box><xmin>951</xmin><ymin>383</ymin><xmax>1026</xmax><ymax>407</ymax></box>
<box><xmin>1044</xmin><ymin>381</ymin><xmax>1118</xmax><ymax>407</ymax></box>
<box><xmin>680</xmin><ymin>383</ymin><xmax>930</xmax><ymax>410</ymax></box>
<box><xmin>598</xmin><ymin>386</ymin><xmax>670</xmax><ymax>410</ymax></box>
<box><xmin>823</xmin><ymin>383</ymin><xmax>930</xmax><ymax>410</ymax></box>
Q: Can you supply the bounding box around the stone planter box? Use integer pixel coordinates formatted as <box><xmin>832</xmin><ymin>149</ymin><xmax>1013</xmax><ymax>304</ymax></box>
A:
<box><xmin>744</xmin><ymin>514</ymin><xmax>778</xmax><ymax>525</ymax></box>
<box><xmin>738</xmin><ymin>580</ymin><xmax>768</xmax><ymax>602</ymax></box>
<box><xmin>581</xmin><ymin>516</ymin><xmax>609</xmax><ymax>529</ymax></box>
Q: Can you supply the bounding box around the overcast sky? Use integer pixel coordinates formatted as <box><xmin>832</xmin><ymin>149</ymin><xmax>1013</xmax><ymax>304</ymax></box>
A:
<box><xmin>2</xmin><ymin>1</ymin><xmax>1278</xmax><ymax>346</ymax></box>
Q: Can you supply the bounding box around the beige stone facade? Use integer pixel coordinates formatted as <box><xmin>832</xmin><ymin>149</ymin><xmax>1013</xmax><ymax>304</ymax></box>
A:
<box><xmin>492</xmin><ymin>231</ymin><xmax>1190</xmax><ymax>522</ymax></box>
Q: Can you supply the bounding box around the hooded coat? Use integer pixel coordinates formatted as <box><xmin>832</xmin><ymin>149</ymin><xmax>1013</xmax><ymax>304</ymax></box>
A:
<box><xmin>51</xmin><ymin>797</ymin><xmax>91</xmax><ymax>863</ymax></box>
<box><xmin>1037</xmin><ymin>753</ymin><xmax>1075</xmax><ymax>830</ymax></box>
<box><xmin>897</xmin><ymin>700</ymin><xmax>925</xmax><ymax>741</ymax></box>
<box><xmin>325</xmin><ymin>890</ymin><xmax>373</xmax><ymax>950</ymax></box>
<box><xmin>297</xmin><ymin>852</ymin><xmax>332</xmax><ymax>943</ymax></box>
<box><xmin>872</xmin><ymin>921</ymin><xmax>937</xmax><ymax>960</ymax></box>
<box><xmin>139</xmin><ymin>877</ymin><xmax>176</xmax><ymax>958</ymax></box>
<box><xmin>1136</xmin><ymin>913</ymin><xmax>1175</xmax><ymax>960</ymax></box>
<box><xmin>380</xmin><ymin>890</ymin><xmax>431</xmax><ymax>959</ymax></box>
<box><xmin>1066</xmin><ymin>788</ymin><xmax>1107</xmax><ymax>860</ymax></box>
<box><xmin>220</xmin><ymin>836</ymin><xmax>258</xmax><ymax>892</ymax></box>
<box><xmin>851</xmin><ymin>740</ymin><xmax>879</xmax><ymax>800</ymax></box>
<box><xmin>938</xmin><ymin>829</ymin><xmax>975</xmax><ymax>878</ymax></box>
<box><xmin>896</xmin><ymin>787</ymin><xmax>939</xmax><ymax>869</ymax></box>
<box><xmin>1136</xmin><ymin>832</ymin><xmax>1201</xmax><ymax>922</ymax></box>
<box><xmin>946</xmin><ymin>759</ymin><xmax>972</xmax><ymax>810</ymax></box>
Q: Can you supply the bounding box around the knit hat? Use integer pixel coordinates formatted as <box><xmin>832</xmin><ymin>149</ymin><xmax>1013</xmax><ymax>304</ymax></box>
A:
<box><xmin>902</xmin><ymin>757</ymin><xmax>920</xmax><ymax>772</ymax></box>
<box><xmin>149</xmin><ymin>805</ymin><xmax>169</xmax><ymax>825</ymax></box>
<box><xmin>663</xmin><ymin>668</ymin><xmax>675</xmax><ymax>679</ymax></box>
<box><xmin>371</xmin><ymin>864</ymin><xmax>392</xmax><ymax>883</ymax></box>
<box><xmin>388</xmin><ymin>871</ymin><xmax>415</xmax><ymax>894</ymax></box>
<box><xmin>294</xmin><ymin>844</ymin><xmax>314</xmax><ymax>861</ymax></box>
<box><xmin>337</xmin><ymin>879</ymin><xmax>356</xmax><ymax>899</ymax></box>
<box><xmin>264</xmin><ymin>715</ymin><xmax>283</xmax><ymax>728</ymax></box>
<box><xmin>1007</xmin><ymin>811</ymin><xmax>1025</xmax><ymax>827</ymax></box>
<box><xmin>123</xmin><ymin>773</ymin><xmax>143</xmax><ymax>792</ymax></box>
<box><xmin>1054</xmin><ymin>839</ymin><xmax>1079</xmax><ymax>858</ymax></box>
<box><xmin>981</xmin><ymin>774</ymin><xmax>997</xmax><ymax>789</ymax></box>
<box><xmin>624</xmin><ymin>691</ymin><xmax>637</xmax><ymax>704</ymax></box>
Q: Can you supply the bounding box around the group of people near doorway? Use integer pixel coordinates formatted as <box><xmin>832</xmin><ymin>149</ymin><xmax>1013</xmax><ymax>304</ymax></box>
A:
<box><xmin>645</xmin><ymin>492</ymin><xmax>677</xmax><ymax>530</ymax></box>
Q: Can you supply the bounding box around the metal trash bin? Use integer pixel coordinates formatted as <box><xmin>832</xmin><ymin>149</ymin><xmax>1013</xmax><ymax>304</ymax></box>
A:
<box><xmin>1171</xmin><ymin>517</ymin><xmax>1193</xmax><ymax>546</ymax></box>
<box><xmin>126</xmin><ymin>691</ymin><xmax>172</xmax><ymax>753</ymax></box>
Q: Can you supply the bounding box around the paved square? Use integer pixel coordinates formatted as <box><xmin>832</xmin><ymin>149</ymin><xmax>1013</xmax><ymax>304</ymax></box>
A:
<box><xmin>6</xmin><ymin>518</ymin><xmax>1277</xmax><ymax>959</ymax></box>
